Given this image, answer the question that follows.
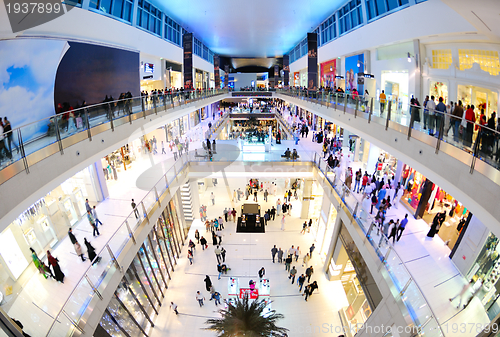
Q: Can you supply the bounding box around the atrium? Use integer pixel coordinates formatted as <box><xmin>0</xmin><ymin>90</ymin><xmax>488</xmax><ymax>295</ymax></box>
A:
<box><xmin>1</xmin><ymin>0</ymin><xmax>500</xmax><ymax>337</ymax></box>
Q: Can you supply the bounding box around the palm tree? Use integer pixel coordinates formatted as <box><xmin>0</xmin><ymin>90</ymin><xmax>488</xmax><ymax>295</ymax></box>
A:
<box><xmin>204</xmin><ymin>296</ymin><xmax>289</xmax><ymax>336</ymax></box>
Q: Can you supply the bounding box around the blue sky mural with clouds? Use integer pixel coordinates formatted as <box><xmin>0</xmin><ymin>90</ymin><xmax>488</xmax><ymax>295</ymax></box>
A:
<box><xmin>0</xmin><ymin>39</ymin><xmax>68</xmax><ymax>138</ymax></box>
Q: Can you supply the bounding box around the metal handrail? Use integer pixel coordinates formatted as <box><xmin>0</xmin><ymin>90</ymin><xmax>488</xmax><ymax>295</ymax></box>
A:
<box><xmin>312</xmin><ymin>152</ymin><xmax>444</xmax><ymax>336</ymax></box>
<box><xmin>45</xmin><ymin>154</ymin><xmax>189</xmax><ymax>336</ymax></box>
<box><xmin>0</xmin><ymin>89</ymin><xmax>228</xmax><ymax>184</ymax></box>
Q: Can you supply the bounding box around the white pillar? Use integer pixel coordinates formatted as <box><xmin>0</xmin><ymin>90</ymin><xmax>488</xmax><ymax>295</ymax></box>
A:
<box><xmin>300</xmin><ymin>179</ymin><xmax>314</xmax><ymax>219</ymax></box>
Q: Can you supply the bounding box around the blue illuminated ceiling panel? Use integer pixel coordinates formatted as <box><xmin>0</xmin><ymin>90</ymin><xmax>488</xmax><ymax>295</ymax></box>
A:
<box><xmin>152</xmin><ymin>0</ymin><xmax>345</xmax><ymax>57</ymax></box>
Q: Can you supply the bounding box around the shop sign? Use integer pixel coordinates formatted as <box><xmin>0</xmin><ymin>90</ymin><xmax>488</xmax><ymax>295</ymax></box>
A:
<box><xmin>239</xmin><ymin>288</ymin><xmax>259</xmax><ymax>299</ymax></box>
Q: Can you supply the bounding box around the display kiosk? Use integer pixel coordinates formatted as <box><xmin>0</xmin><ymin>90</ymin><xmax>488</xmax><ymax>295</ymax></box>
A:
<box><xmin>226</xmin><ymin>277</ymin><xmax>272</xmax><ymax>315</ymax></box>
<box><xmin>237</xmin><ymin>204</ymin><xmax>264</xmax><ymax>233</ymax></box>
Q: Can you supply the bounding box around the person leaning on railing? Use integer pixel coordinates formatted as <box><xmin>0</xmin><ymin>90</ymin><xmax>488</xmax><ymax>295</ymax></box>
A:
<box><xmin>451</xmin><ymin>100</ymin><xmax>464</xmax><ymax>143</ymax></box>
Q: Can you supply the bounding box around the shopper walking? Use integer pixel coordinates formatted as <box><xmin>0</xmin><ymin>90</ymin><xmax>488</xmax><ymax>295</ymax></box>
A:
<box><xmin>289</xmin><ymin>266</ymin><xmax>297</xmax><ymax>284</ymax></box>
<box><xmin>304</xmin><ymin>281</ymin><xmax>318</xmax><ymax>301</ymax></box>
<box><xmin>309</xmin><ymin>244</ymin><xmax>315</xmax><ymax>256</ymax></box>
<box><xmin>92</xmin><ymin>206</ymin><xmax>103</xmax><ymax>227</ymax></box>
<box><xmin>200</xmin><ymin>236</ymin><xmax>207</xmax><ymax>250</ymax></box>
<box><xmin>281</xmin><ymin>215</ymin><xmax>286</xmax><ymax>231</ymax></box>
<box><xmin>397</xmin><ymin>215</ymin><xmax>408</xmax><ymax>241</ymax></box>
<box><xmin>210</xmin><ymin>192</ymin><xmax>215</xmax><ymax>205</ymax></box>
<box><xmin>214</xmin><ymin>246</ymin><xmax>222</xmax><ymax>263</ymax></box>
<box><xmin>221</xmin><ymin>247</ymin><xmax>226</xmax><ymax>262</ymax></box>
<box><xmin>196</xmin><ymin>291</ymin><xmax>205</xmax><ymax>307</ymax></box>
<box><xmin>195</xmin><ymin>229</ymin><xmax>200</xmax><ymax>244</ymax></box>
<box><xmin>131</xmin><ymin>199</ymin><xmax>139</xmax><ymax>218</ymax></box>
<box><xmin>204</xmin><ymin>275</ymin><xmax>212</xmax><ymax>292</ymax></box>
<box><xmin>87</xmin><ymin>210</ymin><xmax>100</xmax><ymax>236</ymax></box>
<box><xmin>84</xmin><ymin>238</ymin><xmax>100</xmax><ymax>265</ymax></box>
<box><xmin>297</xmin><ymin>274</ymin><xmax>306</xmax><ymax>292</ymax></box>
<box><xmin>47</xmin><ymin>250</ymin><xmax>65</xmax><ymax>283</ymax></box>
<box><xmin>305</xmin><ymin>266</ymin><xmax>314</xmax><ymax>283</ymax></box>
<box><xmin>271</xmin><ymin>245</ymin><xmax>278</xmax><ymax>263</ymax></box>
<box><xmin>285</xmin><ymin>255</ymin><xmax>292</xmax><ymax>272</ymax></box>
<box><xmin>170</xmin><ymin>302</ymin><xmax>179</xmax><ymax>315</ymax></box>
<box><xmin>302</xmin><ymin>253</ymin><xmax>310</xmax><ymax>267</ymax></box>
<box><xmin>258</xmin><ymin>267</ymin><xmax>266</xmax><ymax>279</ymax></box>
<box><xmin>85</xmin><ymin>198</ymin><xmax>92</xmax><ymax>213</ymax></box>
<box><xmin>188</xmin><ymin>249</ymin><xmax>193</xmax><ymax>265</ymax></box>
<box><xmin>277</xmin><ymin>248</ymin><xmax>284</xmax><ymax>263</ymax></box>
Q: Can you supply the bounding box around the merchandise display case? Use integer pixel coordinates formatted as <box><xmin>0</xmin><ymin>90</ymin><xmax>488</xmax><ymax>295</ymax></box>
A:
<box><xmin>72</xmin><ymin>188</ymin><xmax>87</xmax><ymax>217</ymax></box>
<box><xmin>60</xmin><ymin>197</ymin><xmax>78</xmax><ymax>226</ymax></box>
<box><xmin>37</xmin><ymin>216</ymin><xmax>58</xmax><ymax>248</ymax></box>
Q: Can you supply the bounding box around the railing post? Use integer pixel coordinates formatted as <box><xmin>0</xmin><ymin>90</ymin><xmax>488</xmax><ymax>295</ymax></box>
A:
<box><xmin>54</xmin><ymin>116</ymin><xmax>64</xmax><ymax>154</ymax></box>
<box><xmin>385</xmin><ymin>101</ymin><xmax>392</xmax><ymax>130</ymax></box>
<box><xmin>106</xmin><ymin>244</ymin><xmax>121</xmax><ymax>271</ymax></box>
<box><xmin>17</xmin><ymin>129</ymin><xmax>29</xmax><ymax>173</ymax></box>
<box><xmin>85</xmin><ymin>275</ymin><xmax>103</xmax><ymax>300</ymax></box>
<box><xmin>153</xmin><ymin>95</ymin><xmax>158</xmax><ymax>115</ymax></box>
<box><xmin>335</xmin><ymin>93</ymin><xmax>339</xmax><ymax>110</ymax></box>
<box><xmin>354</xmin><ymin>99</ymin><xmax>359</xmax><ymax>118</ymax></box>
<box><xmin>435</xmin><ymin>113</ymin><xmax>445</xmax><ymax>154</ymax></box>
<box><xmin>125</xmin><ymin>220</ymin><xmax>136</xmax><ymax>245</ymax></box>
<box><xmin>84</xmin><ymin>109</ymin><xmax>92</xmax><ymax>141</ymax></box>
<box><xmin>408</xmin><ymin>107</ymin><xmax>414</xmax><ymax>140</ymax></box>
<box><xmin>62</xmin><ymin>310</ymin><xmax>85</xmax><ymax>334</ymax></box>
<box><xmin>343</xmin><ymin>94</ymin><xmax>347</xmax><ymax>114</ymax></box>
<box><xmin>141</xmin><ymin>202</ymin><xmax>148</xmax><ymax>222</ymax></box>
<box><xmin>109</xmin><ymin>106</ymin><xmax>115</xmax><ymax>131</ymax></box>
<box><xmin>141</xmin><ymin>96</ymin><xmax>145</xmax><ymax>112</ymax></box>
<box><xmin>154</xmin><ymin>186</ymin><xmax>160</xmax><ymax>205</ymax></box>
<box><xmin>368</xmin><ymin>98</ymin><xmax>373</xmax><ymax>123</ymax></box>
<box><xmin>353</xmin><ymin>202</ymin><xmax>359</xmax><ymax>218</ymax></box>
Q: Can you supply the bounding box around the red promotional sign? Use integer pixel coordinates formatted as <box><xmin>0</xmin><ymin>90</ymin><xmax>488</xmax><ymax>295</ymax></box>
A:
<box><xmin>239</xmin><ymin>288</ymin><xmax>259</xmax><ymax>299</ymax></box>
<box><xmin>377</xmin><ymin>163</ymin><xmax>383</xmax><ymax>171</ymax></box>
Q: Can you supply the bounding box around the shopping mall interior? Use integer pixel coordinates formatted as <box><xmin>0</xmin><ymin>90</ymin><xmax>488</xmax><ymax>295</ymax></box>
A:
<box><xmin>1</xmin><ymin>0</ymin><xmax>500</xmax><ymax>336</ymax></box>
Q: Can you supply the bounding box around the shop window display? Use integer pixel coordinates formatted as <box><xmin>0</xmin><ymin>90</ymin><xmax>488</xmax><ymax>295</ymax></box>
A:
<box><xmin>429</xmin><ymin>81</ymin><xmax>448</xmax><ymax>103</ymax></box>
<box><xmin>458</xmin><ymin>49</ymin><xmax>500</xmax><ymax>76</ymax></box>
<box><xmin>400</xmin><ymin>164</ymin><xmax>469</xmax><ymax>249</ymax></box>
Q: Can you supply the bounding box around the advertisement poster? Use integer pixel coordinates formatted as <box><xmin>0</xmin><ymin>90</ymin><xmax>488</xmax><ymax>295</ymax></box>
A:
<box><xmin>320</xmin><ymin>59</ymin><xmax>336</xmax><ymax>88</ymax></box>
<box><xmin>294</xmin><ymin>72</ymin><xmax>300</xmax><ymax>87</ymax></box>
<box><xmin>344</xmin><ymin>54</ymin><xmax>364</xmax><ymax>93</ymax></box>
<box><xmin>239</xmin><ymin>288</ymin><xmax>259</xmax><ymax>299</ymax></box>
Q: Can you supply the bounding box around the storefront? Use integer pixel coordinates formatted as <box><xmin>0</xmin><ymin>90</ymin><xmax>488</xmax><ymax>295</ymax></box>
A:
<box><xmin>400</xmin><ymin>164</ymin><xmax>469</xmax><ymax>250</ymax></box>
<box><xmin>458</xmin><ymin>84</ymin><xmax>498</xmax><ymax>118</ymax></box>
<box><xmin>98</xmin><ymin>202</ymin><xmax>184</xmax><ymax>336</ymax></box>
<box><xmin>0</xmin><ymin>165</ymin><xmax>102</xmax><ymax>281</ymax></box>
<box><xmin>166</xmin><ymin>61</ymin><xmax>182</xmax><ymax>89</ymax></box>
<box><xmin>293</xmin><ymin>72</ymin><xmax>300</xmax><ymax>87</ymax></box>
<box><xmin>463</xmin><ymin>232</ymin><xmax>500</xmax><ymax>319</ymax></box>
<box><xmin>365</xmin><ymin>144</ymin><xmax>398</xmax><ymax>179</ymax></box>
<box><xmin>102</xmin><ymin>143</ymin><xmax>140</xmax><ymax>190</ymax></box>
<box><xmin>327</xmin><ymin>223</ymin><xmax>381</xmax><ymax>337</ymax></box>
<box><xmin>380</xmin><ymin>70</ymin><xmax>409</xmax><ymax>113</ymax></box>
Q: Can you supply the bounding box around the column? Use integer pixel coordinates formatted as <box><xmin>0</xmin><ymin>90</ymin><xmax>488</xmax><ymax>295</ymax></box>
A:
<box><xmin>342</xmin><ymin>130</ymin><xmax>350</xmax><ymax>148</ymax></box>
<box><xmin>322</xmin><ymin>215</ymin><xmax>342</xmax><ymax>274</ymax></box>
<box><xmin>353</xmin><ymin>138</ymin><xmax>361</xmax><ymax>162</ymax></box>
<box><xmin>413</xmin><ymin>39</ymin><xmax>422</xmax><ymax>102</ymax></box>
<box><xmin>393</xmin><ymin>159</ymin><xmax>404</xmax><ymax>185</ymax></box>
<box><xmin>93</xmin><ymin>160</ymin><xmax>109</xmax><ymax>201</ymax></box>
<box><xmin>224</xmin><ymin>65</ymin><xmax>229</xmax><ymax>89</ymax></box>
<box><xmin>300</xmin><ymin>179</ymin><xmax>313</xmax><ymax>219</ymax></box>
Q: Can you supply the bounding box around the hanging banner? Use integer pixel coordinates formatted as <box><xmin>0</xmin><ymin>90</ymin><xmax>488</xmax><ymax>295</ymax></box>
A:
<box><xmin>224</xmin><ymin>65</ymin><xmax>229</xmax><ymax>89</ymax></box>
<box><xmin>274</xmin><ymin>65</ymin><xmax>279</xmax><ymax>88</ymax></box>
<box><xmin>214</xmin><ymin>55</ymin><xmax>220</xmax><ymax>89</ymax></box>
<box><xmin>344</xmin><ymin>54</ymin><xmax>364</xmax><ymax>93</ymax></box>
<box><xmin>183</xmin><ymin>33</ymin><xmax>193</xmax><ymax>90</ymax></box>
<box><xmin>307</xmin><ymin>33</ymin><xmax>318</xmax><ymax>91</ymax></box>
<box><xmin>283</xmin><ymin>55</ymin><xmax>289</xmax><ymax>88</ymax></box>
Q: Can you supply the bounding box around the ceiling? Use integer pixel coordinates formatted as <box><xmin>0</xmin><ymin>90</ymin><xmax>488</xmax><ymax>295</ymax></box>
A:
<box><xmin>440</xmin><ymin>0</ymin><xmax>500</xmax><ymax>42</ymax></box>
<box><xmin>154</xmin><ymin>0</ymin><xmax>345</xmax><ymax>58</ymax></box>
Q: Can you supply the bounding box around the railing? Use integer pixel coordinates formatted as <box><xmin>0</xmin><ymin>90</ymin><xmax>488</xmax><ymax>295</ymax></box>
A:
<box><xmin>277</xmin><ymin>88</ymin><xmax>500</xmax><ymax>177</ymax></box>
<box><xmin>44</xmin><ymin>154</ymin><xmax>190</xmax><ymax>337</ymax></box>
<box><xmin>19</xmin><ymin>146</ymin><xmax>442</xmax><ymax>337</ymax></box>
<box><xmin>311</xmin><ymin>152</ymin><xmax>444</xmax><ymax>337</ymax></box>
<box><xmin>0</xmin><ymin>88</ymin><xmax>228</xmax><ymax>185</ymax></box>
